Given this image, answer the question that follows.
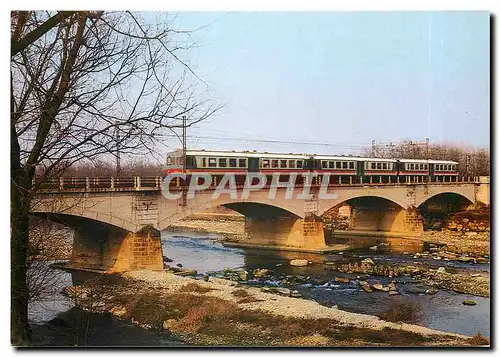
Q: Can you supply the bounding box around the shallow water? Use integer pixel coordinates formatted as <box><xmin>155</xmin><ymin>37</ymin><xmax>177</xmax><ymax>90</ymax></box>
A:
<box><xmin>27</xmin><ymin>231</ymin><xmax>490</xmax><ymax>341</ymax></box>
<box><xmin>162</xmin><ymin>231</ymin><xmax>490</xmax><ymax>338</ymax></box>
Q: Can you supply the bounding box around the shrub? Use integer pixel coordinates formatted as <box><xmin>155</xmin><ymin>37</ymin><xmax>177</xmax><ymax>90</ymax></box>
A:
<box><xmin>469</xmin><ymin>331</ymin><xmax>489</xmax><ymax>346</ymax></box>
<box><xmin>379</xmin><ymin>302</ymin><xmax>420</xmax><ymax>323</ymax></box>
<box><xmin>178</xmin><ymin>282</ymin><xmax>216</xmax><ymax>294</ymax></box>
<box><xmin>231</xmin><ymin>289</ymin><xmax>250</xmax><ymax>298</ymax></box>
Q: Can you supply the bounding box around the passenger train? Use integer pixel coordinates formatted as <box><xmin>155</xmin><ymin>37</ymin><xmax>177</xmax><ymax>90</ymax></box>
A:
<box><xmin>164</xmin><ymin>149</ymin><xmax>459</xmax><ymax>185</ymax></box>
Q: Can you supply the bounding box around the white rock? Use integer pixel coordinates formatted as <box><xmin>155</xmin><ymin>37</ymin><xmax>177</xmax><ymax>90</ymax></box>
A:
<box><xmin>436</xmin><ymin>267</ymin><xmax>447</xmax><ymax>274</ymax></box>
<box><xmin>290</xmin><ymin>259</ymin><xmax>308</xmax><ymax>267</ymax></box>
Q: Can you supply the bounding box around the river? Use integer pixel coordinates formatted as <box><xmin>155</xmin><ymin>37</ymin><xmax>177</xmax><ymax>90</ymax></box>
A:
<box><xmin>28</xmin><ymin>230</ymin><xmax>490</xmax><ymax>345</ymax></box>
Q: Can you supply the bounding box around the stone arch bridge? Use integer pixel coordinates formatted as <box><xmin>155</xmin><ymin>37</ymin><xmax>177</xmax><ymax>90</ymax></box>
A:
<box><xmin>31</xmin><ymin>176</ymin><xmax>489</xmax><ymax>272</ymax></box>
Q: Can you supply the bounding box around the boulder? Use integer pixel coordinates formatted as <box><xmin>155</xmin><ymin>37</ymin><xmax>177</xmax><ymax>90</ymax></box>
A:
<box><xmin>253</xmin><ymin>268</ymin><xmax>271</xmax><ymax>278</ymax></box>
<box><xmin>290</xmin><ymin>290</ymin><xmax>302</xmax><ymax>298</ymax></box>
<box><xmin>290</xmin><ymin>259</ymin><xmax>309</xmax><ymax>267</ymax></box>
<box><xmin>372</xmin><ymin>283</ymin><xmax>384</xmax><ymax>291</ymax></box>
<box><xmin>369</xmin><ymin>246</ymin><xmax>378</xmax><ymax>251</ymax></box>
<box><xmin>362</xmin><ymin>285</ymin><xmax>373</xmax><ymax>293</ymax></box>
<box><xmin>276</xmin><ymin>288</ymin><xmax>291</xmax><ymax>296</ymax></box>
<box><xmin>239</xmin><ymin>271</ymin><xmax>249</xmax><ymax>281</ymax></box>
<box><xmin>110</xmin><ymin>306</ymin><xmax>127</xmax><ymax>318</ymax></box>
<box><xmin>334</xmin><ymin>277</ymin><xmax>350</xmax><ymax>283</ymax></box>
<box><xmin>462</xmin><ymin>300</ymin><xmax>477</xmax><ymax>306</ymax></box>
<box><xmin>361</xmin><ymin>258</ymin><xmax>375</xmax><ymax>265</ymax></box>
<box><xmin>388</xmin><ymin>291</ymin><xmax>399</xmax><ymax>296</ymax></box>
<box><xmin>436</xmin><ymin>267</ymin><xmax>447</xmax><ymax>274</ymax></box>
<box><xmin>163</xmin><ymin>319</ymin><xmax>178</xmax><ymax>330</ymax></box>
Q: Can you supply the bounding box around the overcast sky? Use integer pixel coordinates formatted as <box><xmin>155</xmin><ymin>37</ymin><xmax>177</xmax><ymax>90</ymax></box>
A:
<box><xmin>162</xmin><ymin>11</ymin><xmax>489</xmax><ymax>155</ymax></box>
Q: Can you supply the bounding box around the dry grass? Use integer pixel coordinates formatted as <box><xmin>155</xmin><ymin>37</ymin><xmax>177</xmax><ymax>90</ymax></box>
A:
<box><xmin>78</xmin><ymin>279</ymin><xmax>465</xmax><ymax>347</ymax></box>
<box><xmin>231</xmin><ymin>289</ymin><xmax>250</xmax><ymax>298</ymax></box>
<box><xmin>237</xmin><ymin>296</ymin><xmax>264</xmax><ymax>304</ymax></box>
<box><xmin>379</xmin><ymin>302</ymin><xmax>420</xmax><ymax>324</ymax></box>
<box><xmin>177</xmin><ymin>282</ymin><xmax>216</xmax><ymax>294</ymax></box>
<box><xmin>469</xmin><ymin>332</ymin><xmax>490</xmax><ymax>346</ymax></box>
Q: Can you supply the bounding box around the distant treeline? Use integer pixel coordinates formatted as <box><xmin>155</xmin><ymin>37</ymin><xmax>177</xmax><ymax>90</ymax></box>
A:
<box><xmin>62</xmin><ymin>159</ymin><xmax>165</xmax><ymax>177</ymax></box>
<box><xmin>363</xmin><ymin>141</ymin><xmax>489</xmax><ymax>176</ymax></box>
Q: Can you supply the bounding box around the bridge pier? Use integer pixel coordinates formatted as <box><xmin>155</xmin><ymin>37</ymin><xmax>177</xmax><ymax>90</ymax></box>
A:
<box><xmin>242</xmin><ymin>215</ymin><xmax>326</xmax><ymax>250</ymax></box>
<box><xmin>69</xmin><ymin>222</ymin><xmax>163</xmax><ymax>272</ymax></box>
<box><xmin>347</xmin><ymin>205</ymin><xmax>422</xmax><ymax>238</ymax></box>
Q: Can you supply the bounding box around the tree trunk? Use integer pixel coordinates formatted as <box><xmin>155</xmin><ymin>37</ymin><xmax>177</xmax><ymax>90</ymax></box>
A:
<box><xmin>11</xmin><ymin>116</ymin><xmax>31</xmax><ymax>345</ymax></box>
<box><xmin>11</xmin><ymin>171</ymin><xmax>31</xmax><ymax>345</ymax></box>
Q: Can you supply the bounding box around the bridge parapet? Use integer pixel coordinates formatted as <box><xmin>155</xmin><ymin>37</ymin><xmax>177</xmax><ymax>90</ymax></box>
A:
<box><xmin>38</xmin><ymin>175</ymin><xmax>486</xmax><ymax>194</ymax></box>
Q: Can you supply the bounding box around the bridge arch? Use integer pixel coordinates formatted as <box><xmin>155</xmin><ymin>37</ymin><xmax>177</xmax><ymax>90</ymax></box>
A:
<box><xmin>29</xmin><ymin>212</ymin><xmax>136</xmax><ymax>234</ymax></box>
<box><xmin>220</xmin><ymin>202</ymin><xmax>301</xmax><ymax>219</ymax></box>
<box><xmin>318</xmin><ymin>192</ymin><xmax>407</xmax><ymax>217</ymax></box>
<box><xmin>415</xmin><ymin>191</ymin><xmax>474</xmax><ymax>210</ymax></box>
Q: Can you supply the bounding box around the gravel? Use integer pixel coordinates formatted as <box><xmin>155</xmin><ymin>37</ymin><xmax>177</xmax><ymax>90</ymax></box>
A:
<box><xmin>124</xmin><ymin>270</ymin><xmax>469</xmax><ymax>339</ymax></box>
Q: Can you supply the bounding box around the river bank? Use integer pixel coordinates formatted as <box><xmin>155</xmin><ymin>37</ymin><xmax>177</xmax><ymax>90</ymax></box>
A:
<box><xmin>61</xmin><ymin>270</ymin><xmax>483</xmax><ymax>347</ymax></box>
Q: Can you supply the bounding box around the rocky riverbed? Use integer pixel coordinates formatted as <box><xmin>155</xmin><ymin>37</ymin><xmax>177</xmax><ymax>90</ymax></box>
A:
<box><xmin>60</xmin><ymin>270</ymin><xmax>484</xmax><ymax>347</ymax></box>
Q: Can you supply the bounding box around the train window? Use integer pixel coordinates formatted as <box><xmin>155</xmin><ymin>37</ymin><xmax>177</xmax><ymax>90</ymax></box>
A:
<box><xmin>262</xmin><ymin>159</ymin><xmax>270</xmax><ymax>168</ymax></box>
<box><xmin>329</xmin><ymin>161</ymin><xmax>335</xmax><ymax>169</ymax></box>
<box><xmin>336</xmin><ymin>162</ymin><xmax>342</xmax><ymax>169</ymax></box>
<box><xmin>229</xmin><ymin>158</ymin><xmax>237</xmax><ymax>168</ymax></box>
<box><xmin>297</xmin><ymin>160</ymin><xmax>303</xmax><ymax>168</ymax></box>
<box><xmin>167</xmin><ymin>156</ymin><xmax>172</xmax><ymax>165</ymax></box>
<box><xmin>322</xmin><ymin>161</ymin><xmax>328</xmax><ymax>169</ymax></box>
<box><xmin>271</xmin><ymin>159</ymin><xmax>279</xmax><ymax>168</ymax></box>
<box><xmin>409</xmin><ymin>164</ymin><xmax>414</xmax><ymax>170</ymax></box>
<box><xmin>238</xmin><ymin>158</ymin><xmax>246</xmax><ymax>168</ymax></box>
<box><xmin>349</xmin><ymin>162</ymin><xmax>355</xmax><ymax>169</ymax></box>
<box><xmin>219</xmin><ymin>158</ymin><xmax>227</xmax><ymax>168</ymax></box>
<box><xmin>289</xmin><ymin>160</ymin><xmax>296</xmax><ymax>168</ymax></box>
<box><xmin>202</xmin><ymin>158</ymin><xmax>206</xmax><ymax>167</ymax></box>
<box><xmin>382</xmin><ymin>163</ymin><xmax>387</xmax><ymax>170</ymax></box>
<box><xmin>342</xmin><ymin>162</ymin><xmax>348</xmax><ymax>169</ymax></box>
<box><xmin>424</xmin><ymin>164</ymin><xmax>428</xmax><ymax>170</ymax></box>
<box><xmin>376</xmin><ymin>163</ymin><xmax>381</xmax><ymax>169</ymax></box>
<box><xmin>208</xmin><ymin>158</ymin><xmax>217</xmax><ymax>167</ymax></box>
<box><xmin>280</xmin><ymin>160</ymin><xmax>287</xmax><ymax>168</ymax></box>
<box><xmin>371</xmin><ymin>162</ymin><xmax>376</xmax><ymax>170</ymax></box>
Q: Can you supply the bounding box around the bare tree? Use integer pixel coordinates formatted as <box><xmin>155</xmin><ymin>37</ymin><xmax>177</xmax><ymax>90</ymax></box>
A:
<box><xmin>11</xmin><ymin>10</ymin><xmax>220</xmax><ymax>344</ymax></box>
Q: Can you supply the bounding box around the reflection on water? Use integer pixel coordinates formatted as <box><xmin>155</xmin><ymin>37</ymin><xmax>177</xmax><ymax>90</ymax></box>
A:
<box><xmin>162</xmin><ymin>231</ymin><xmax>490</xmax><ymax>337</ymax></box>
<box><xmin>28</xmin><ymin>262</ymin><xmax>74</xmax><ymax>323</ymax></box>
<box><xmin>161</xmin><ymin>231</ymin><xmax>246</xmax><ymax>274</ymax></box>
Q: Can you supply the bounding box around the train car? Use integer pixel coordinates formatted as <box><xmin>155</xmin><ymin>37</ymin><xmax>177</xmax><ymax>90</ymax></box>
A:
<box><xmin>164</xmin><ymin>149</ymin><xmax>460</xmax><ymax>186</ymax></box>
<box><xmin>398</xmin><ymin>159</ymin><xmax>431</xmax><ymax>182</ymax></box>
<box><xmin>165</xmin><ymin>149</ymin><xmax>310</xmax><ymax>186</ymax></box>
<box><xmin>429</xmin><ymin>160</ymin><xmax>459</xmax><ymax>179</ymax></box>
